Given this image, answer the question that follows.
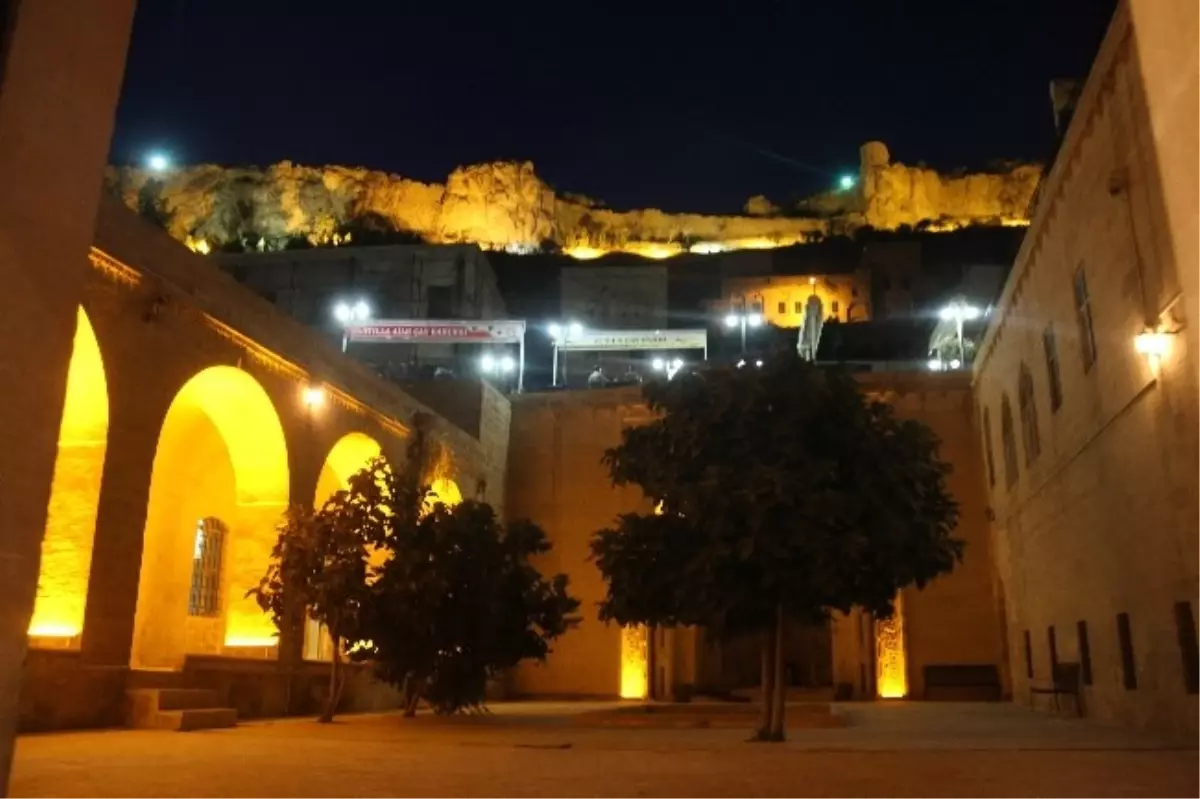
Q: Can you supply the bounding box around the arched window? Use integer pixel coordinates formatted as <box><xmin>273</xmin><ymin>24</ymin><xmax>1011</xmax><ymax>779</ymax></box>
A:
<box><xmin>1018</xmin><ymin>364</ymin><xmax>1041</xmax><ymax>465</ymax></box>
<box><xmin>189</xmin><ymin>517</ymin><xmax>228</xmax><ymax>617</ymax></box>
<box><xmin>982</xmin><ymin>407</ymin><xmax>996</xmax><ymax>488</ymax></box>
<box><xmin>1000</xmin><ymin>395</ymin><xmax>1019</xmax><ymax>489</ymax></box>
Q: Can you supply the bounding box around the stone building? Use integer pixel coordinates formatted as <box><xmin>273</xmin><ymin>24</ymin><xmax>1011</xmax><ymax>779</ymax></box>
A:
<box><xmin>215</xmin><ymin>244</ymin><xmax>507</xmax><ymax>380</ymax></box>
<box><xmin>719</xmin><ymin>270</ymin><xmax>872</xmax><ymax>328</ymax></box>
<box><xmin>0</xmin><ymin>0</ymin><xmax>138</xmax><ymax>784</ymax></box>
<box><xmin>506</xmin><ymin>375</ymin><xmax>1006</xmax><ymax>703</ymax></box>
<box><xmin>972</xmin><ymin>0</ymin><xmax>1198</xmax><ymax>738</ymax></box>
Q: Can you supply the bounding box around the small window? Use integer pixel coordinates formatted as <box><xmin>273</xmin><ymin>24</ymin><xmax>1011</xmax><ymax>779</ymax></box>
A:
<box><xmin>1043</xmin><ymin>326</ymin><xmax>1063</xmax><ymax>411</ymax></box>
<box><xmin>777</xmin><ymin>301</ymin><xmax>786</xmax><ymax>315</ymax></box>
<box><xmin>189</xmin><ymin>517</ymin><xmax>227</xmax><ymax>617</ymax></box>
<box><xmin>427</xmin><ymin>285</ymin><xmax>455</xmax><ymax>318</ymax></box>
<box><xmin>1047</xmin><ymin>625</ymin><xmax>1058</xmax><ymax>672</ymax></box>
<box><xmin>1173</xmin><ymin>601</ymin><xmax>1199</xmax><ymax>694</ymax></box>
<box><xmin>1073</xmin><ymin>267</ymin><xmax>1097</xmax><ymax>371</ymax></box>
<box><xmin>794</xmin><ymin>301</ymin><xmax>802</xmax><ymax>314</ymax></box>
<box><xmin>1001</xmin><ymin>395</ymin><xmax>1019</xmax><ymax>488</ymax></box>
<box><xmin>832</xmin><ymin>301</ymin><xmax>840</xmax><ymax>316</ymax></box>
<box><xmin>1077</xmin><ymin>621</ymin><xmax>1092</xmax><ymax>685</ymax></box>
<box><xmin>982</xmin><ymin>407</ymin><xmax>996</xmax><ymax>487</ymax></box>
<box><xmin>1018</xmin><ymin>365</ymin><xmax>1041</xmax><ymax>465</ymax></box>
<box><xmin>1023</xmin><ymin>630</ymin><xmax>1034</xmax><ymax>678</ymax></box>
<box><xmin>1117</xmin><ymin>612</ymin><xmax>1137</xmax><ymax>690</ymax></box>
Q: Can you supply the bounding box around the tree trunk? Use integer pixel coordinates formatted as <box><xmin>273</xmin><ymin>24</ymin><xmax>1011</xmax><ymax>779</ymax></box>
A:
<box><xmin>769</xmin><ymin>604</ymin><xmax>787</xmax><ymax>741</ymax></box>
<box><xmin>754</xmin><ymin>626</ymin><xmax>777</xmax><ymax>741</ymax></box>
<box><xmin>319</xmin><ymin>635</ymin><xmax>340</xmax><ymax>723</ymax></box>
<box><xmin>402</xmin><ymin>674</ymin><xmax>423</xmax><ymax>718</ymax></box>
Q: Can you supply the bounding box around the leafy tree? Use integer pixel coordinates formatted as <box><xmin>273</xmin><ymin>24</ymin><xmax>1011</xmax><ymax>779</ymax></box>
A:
<box><xmin>250</xmin><ymin>463</ymin><xmax>389</xmax><ymax>723</ymax></box>
<box><xmin>590</xmin><ymin>350</ymin><xmax>961</xmax><ymax>741</ymax></box>
<box><xmin>349</xmin><ymin>461</ymin><xmax>580</xmax><ymax>715</ymax></box>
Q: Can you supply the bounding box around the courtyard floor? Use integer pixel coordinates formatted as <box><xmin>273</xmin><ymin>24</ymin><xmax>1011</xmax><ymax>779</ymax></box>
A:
<box><xmin>12</xmin><ymin>702</ymin><xmax>1198</xmax><ymax>797</ymax></box>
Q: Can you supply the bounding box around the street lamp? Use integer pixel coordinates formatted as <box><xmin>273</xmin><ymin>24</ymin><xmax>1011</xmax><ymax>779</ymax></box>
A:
<box><xmin>547</xmin><ymin>320</ymin><xmax>584</xmax><ymax>387</ymax></box>
<box><xmin>478</xmin><ymin>353</ymin><xmax>517</xmax><ymax>376</ymax></box>
<box><xmin>723</xmin><ymin>305</ymin><xmax>763</xmax><ymax>353</ymax></box>
<box><xmin>938</xmin><ymin>302</ymin><xmax>982</xmax><ymax>367</ymax></box>
<box><xmin>146</xmin><ymin>152</ymin><xmax>171</xmax><ymax>173</ymax></box>
<box><xmin>333</xmin><ymin>298</ymin><xmax>372</xmax><ymax>352</ymax></box>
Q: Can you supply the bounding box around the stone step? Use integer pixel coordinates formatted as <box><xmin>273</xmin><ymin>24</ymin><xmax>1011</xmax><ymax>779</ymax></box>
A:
<box><xmin>148</xmin><ymin>688</ymin><xmax>220</xmax><ymax>711</ymax></box>
<box><xmin>149</xmin><ymin>707</ymin><xmax>238</xmax><ymax>732</ymax></box>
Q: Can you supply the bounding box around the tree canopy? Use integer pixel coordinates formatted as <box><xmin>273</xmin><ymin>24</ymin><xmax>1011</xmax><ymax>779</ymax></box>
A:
<box><xmin>590</xmin><ymin>351</ymin><xmax>962</xmax><ymax>738</ymax></box>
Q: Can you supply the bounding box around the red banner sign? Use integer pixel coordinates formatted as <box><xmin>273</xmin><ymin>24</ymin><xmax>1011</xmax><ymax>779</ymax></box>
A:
<box><xmin>346</xmin><ymin>320</ymin><xmax>526</xmax><ymax>344</ymax></box>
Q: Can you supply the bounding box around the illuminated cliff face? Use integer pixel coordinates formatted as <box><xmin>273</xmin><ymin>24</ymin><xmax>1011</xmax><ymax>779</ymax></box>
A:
<box><xmin>110</xmin><ymin>142</ymin><xmax>1039</xmax><ymax>259</ymax></box>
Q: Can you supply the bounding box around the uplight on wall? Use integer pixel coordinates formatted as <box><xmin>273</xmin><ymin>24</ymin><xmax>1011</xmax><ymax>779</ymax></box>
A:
<box><xmin>1134</xmin><ymin>329</ymin><xmax>1172</xmax><ymax>358</ymax></box>
<box><xmin>302</xmin><ymin>385</ymin><xmax>326</xmax><ymax>410</ymax></box>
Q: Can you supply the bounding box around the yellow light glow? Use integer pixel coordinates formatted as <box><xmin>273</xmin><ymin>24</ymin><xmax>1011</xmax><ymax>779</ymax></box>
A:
<box><xmin>223</xmin><ymin>636</ymin><xmax>280</xmax><ymax>648</ymax></box>
<box><xmin>619</xmin><ymin>625</ymin><xmax>649</xmax><ymax>699</ymax></box>
<box><xmin>131</xmin><ymin>365</ymin><xmax>290</xmax><ymax>668</ymax></box>
<box><xmin>302</xmin><ymin>385</ymin><xmax>326</xmax><ymax>409</ymax></box>
<box><xmin>688</xmin><ymin>242</ymin><xmax>728</xmax><ymax>255</ymax></box>
<box><xmin>315</xmin><ymin>432</ymin><xmax>383</xmax><ymax>508</ymax></box>
<box><xmin>1134</xmin><ymin>330</ymin><xmax>1172</xmax><ymax>357</ymax></box>
<box><xmin>428</xmin><ymin>477</ymin><xmax>463</xmax><ymax>508</ymax></box>
<box><xmin>29</xmin><ymin>308</ymin><xmax>109</xmax><ymax>644</ymax></box>
<box><xmin>564</xmin><ymin>246</ymin><xmax>607</xmax><ymax>260</ymax></box>
<box><xmin>875</xmin><ymin>595</ymin><xmax>908</xmax><ymax>699</ymax></box>
<box><xmin>621</xmin><ymin>242</ymin><xmax>683</xmax><ymax>260</ymax></box>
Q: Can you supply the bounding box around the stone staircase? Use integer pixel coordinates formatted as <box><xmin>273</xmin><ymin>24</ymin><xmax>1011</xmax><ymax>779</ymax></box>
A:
<box><xmin>126</xmin><ymin>688</ymin><xmax>237</xmax><ymax>732</ymax></box>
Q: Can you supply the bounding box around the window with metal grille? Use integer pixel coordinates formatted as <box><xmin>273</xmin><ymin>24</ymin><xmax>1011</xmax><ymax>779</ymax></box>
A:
<box><xmin>1018</xmin><ymin>364</ymin><xmax>1041</xmax><ymax>465</ymax></box>
<box><xmin>1001</xmin><ymin>395</ymin><xmax>1019</xmax><ymax>488</ymax></box>
<box><xmin>188</xmin><ymin>517</ymin><xmax>227</xmax><ymax>617</ymax></box>
<box><xmin>1174</xmin><ymin>601</ymin><xmax>1199</xmax><ymax>694</ymax></box>
<box><xmin>794</xmin><ymin>301</ymin><xmax>802</xmax><ymax>314</ymax></box>
<box><xmin>777</xmin><ymin>301</ymin><xmax>786</xmax><ymax>315</ymax></box>
<box><xmin>1043</xmin><ymin>325</ymin><xmax>1063</xmax><ymax>411</ymax></box>
<box><xmin>1073</xmin><ymin>266</ymin><xmax>1097</xmax><ymax>371</ymax></box>
<box><xmin>1077</xmin><ymin>620</ymin><xmax>1093</xmax><ymax>685</ymax></box>
<box><xmin>1116</xmin><ymin>612</ymin><xmax>1137</xmax><ymax>690</ymax></box>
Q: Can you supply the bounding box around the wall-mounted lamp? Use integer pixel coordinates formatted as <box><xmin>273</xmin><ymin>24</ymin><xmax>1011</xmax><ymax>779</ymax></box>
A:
<box><xmin>1134</xmin><ymin>328</ymin><xmax>1173</xmax><ymax>358</ymax></box>
<box><xmin>301</xmin><ymin>384</ymin><xmax>326</xmax><ymax>410</ymax></box>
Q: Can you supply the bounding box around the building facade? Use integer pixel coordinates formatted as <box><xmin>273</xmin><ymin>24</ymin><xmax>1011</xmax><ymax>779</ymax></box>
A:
<box><xmin>973</xmin><ymin>0</ymin><xmax>1198</xmax><ymax>738</ymax></box>
<box><xmin>506</xmin><ymin>375</ymin><xmax>1006</xmax><ymax>703</ymax></box>
<box><xmin>216</xmin><ymin>244</ymin><xmax>508</xmax><ymax>380</ymax></box>
<box><xmin>720</xmin><ymin>270</ymin><xmax>872</xmax><ymax>328</ymax></box>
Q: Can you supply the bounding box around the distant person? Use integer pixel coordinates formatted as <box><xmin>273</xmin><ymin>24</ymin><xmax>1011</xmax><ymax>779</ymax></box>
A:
<box><xmin>587</xmin><ymin>365</ymin><xmax>609</xmax><ymax>388</ymax></box>
<box><xmin>620</xmin><ymin>366</ymin><xmax>642</xmax><ymax>385</ymax></box>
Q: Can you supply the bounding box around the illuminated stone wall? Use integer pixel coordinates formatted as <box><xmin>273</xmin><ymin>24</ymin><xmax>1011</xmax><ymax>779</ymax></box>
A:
<box><xmin>720</xmin><ymin>270</ymin><xmax>871</xmax><ymax>329</ymax></box>
<box><xmin>974</xmin><ymin>0</ymin><xmax>1198</xmax><ymax>738</ymax></box>
<box><xmin>108</xmin><ymin>142</ymin><xmax>1039</xmax><ymax>260</ymax></box>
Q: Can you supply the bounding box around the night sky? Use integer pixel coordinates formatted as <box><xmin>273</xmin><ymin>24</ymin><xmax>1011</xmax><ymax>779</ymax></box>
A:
<box><xmin>110</xmin><ymin>0</ymin><xmax>1116</xmax><ymax>214</ymax></box>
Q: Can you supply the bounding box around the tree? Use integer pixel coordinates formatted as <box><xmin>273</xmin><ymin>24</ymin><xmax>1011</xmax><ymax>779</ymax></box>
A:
<box><xmin>590</xmin><ymin>350</ymin><xmax>962</xmax><ymax>741</ymax></box>
<box><xmin>349</xmin><ymin>461</ymin><xmax>580</xmax><ymax>715</ymax></box>
<box><xmin>136</xmin><ymin>178</ymin><xmax>173</xmax><ymax>231</ymax></box>
<box><xmin>250</xmin><ymin>463</ymin><xmax>389</xmax><ymax>723</ymax></box>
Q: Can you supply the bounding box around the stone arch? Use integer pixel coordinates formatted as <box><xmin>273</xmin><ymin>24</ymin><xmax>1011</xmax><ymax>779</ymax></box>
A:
<box><xmin>29</xmin><ymin>307</ymin><xmax>109</xmax><ymax>646</ymax></box>
<box><xmin>130</xmin><ymin>366</ymin><xmax>290</xmax><ymax>668</ymax></box>
<box><xmin>314</xmin><ymin>431</ymin><xmax>382</xmax><ymax>508</ymax></box>
<box><xmin>428</xmin><ymin>477</ymin><xmax>463</xmax><ymax>508</ymax></box>
<box><xmin>304</xmin><ymin>431</ymin><xmax>383</xmax><ymax>661</ymax></box>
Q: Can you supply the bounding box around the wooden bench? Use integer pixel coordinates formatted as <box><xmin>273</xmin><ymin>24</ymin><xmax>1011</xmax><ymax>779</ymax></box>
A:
<box><xmin>923</xmin><ymin>664</ymin><xmax>1002</xmax><ymax>701</ymax></box>
<box><xmin>1030</xmin><ymin>662</ymin><xmax>1083</xmax><ymax>717</ymax></box>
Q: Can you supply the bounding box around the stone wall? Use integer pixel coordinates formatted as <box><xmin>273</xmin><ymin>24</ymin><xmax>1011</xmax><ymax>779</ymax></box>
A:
<box><xmin>505</xmin><ymin>374</ymin><xmax>1005</xmax><ymax>701</ymax></box>
<box><xmin>973</xmin><ymin>0</ymin><xmax>1198</xmax><ymax>739</ymax></box>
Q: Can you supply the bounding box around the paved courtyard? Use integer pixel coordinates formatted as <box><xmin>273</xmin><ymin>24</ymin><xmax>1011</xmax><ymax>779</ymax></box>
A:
<box><xmin>12</xmin><ymin>702</ymin><xmax>1198</xmax><ymax>797</ymax></box>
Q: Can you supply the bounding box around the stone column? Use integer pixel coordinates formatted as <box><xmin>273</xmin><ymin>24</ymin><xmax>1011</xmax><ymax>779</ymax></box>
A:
<box><xmin>0</xmin><ymin>0</ymin><xmax>135</xmax><ymax>789</ymax></box>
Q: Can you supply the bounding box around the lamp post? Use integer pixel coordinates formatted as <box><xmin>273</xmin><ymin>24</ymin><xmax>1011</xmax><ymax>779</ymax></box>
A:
<box><xmin>938</xmin><ymin>301</ymin><xmax>982</xmax><ymax>367</ymax></box>
<box><xmin>333</xmin><ymin>299</ymin><xmax>371</xmax><ymax>352</ymax></box>
<box><xmin>723</xmin><ymin>301</ymin><xmax>763</xmax><ymax>354</ymax></box>
<box><xmin>547</xmin><ymin>320</ymin><xmax>584</xmax><ymax>387</ymax></box>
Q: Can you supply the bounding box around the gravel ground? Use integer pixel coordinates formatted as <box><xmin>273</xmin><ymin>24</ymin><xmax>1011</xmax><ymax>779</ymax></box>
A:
<box><xmin>12</xmin><ymin>702</ymin><xmax>1198</xmax><ymax>798</ymax></box>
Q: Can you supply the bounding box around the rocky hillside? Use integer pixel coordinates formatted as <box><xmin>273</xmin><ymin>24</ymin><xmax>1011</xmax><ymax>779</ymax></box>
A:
<box><xmin>109</xmin><ymin>142</ymin><xmax>1040</xmax><ymax>258</ymax></box>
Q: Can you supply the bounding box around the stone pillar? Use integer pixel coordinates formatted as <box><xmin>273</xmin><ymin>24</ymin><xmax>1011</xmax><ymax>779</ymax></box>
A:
<box><xmin>0</xmin><ymin>0</ymin><xmax>135</xmax><ymax>789</ymax></box>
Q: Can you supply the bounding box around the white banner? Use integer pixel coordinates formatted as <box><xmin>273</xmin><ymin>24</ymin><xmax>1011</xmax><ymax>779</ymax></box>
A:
<box><xmin>556</xmin><ymin>328</ymin><xmax>708</xmax><ymax>352</ymax></box>
<box><xmin>346</xmin><ymin>319</ymin><xmax>526</xmax><ymax>344</ymax></box>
